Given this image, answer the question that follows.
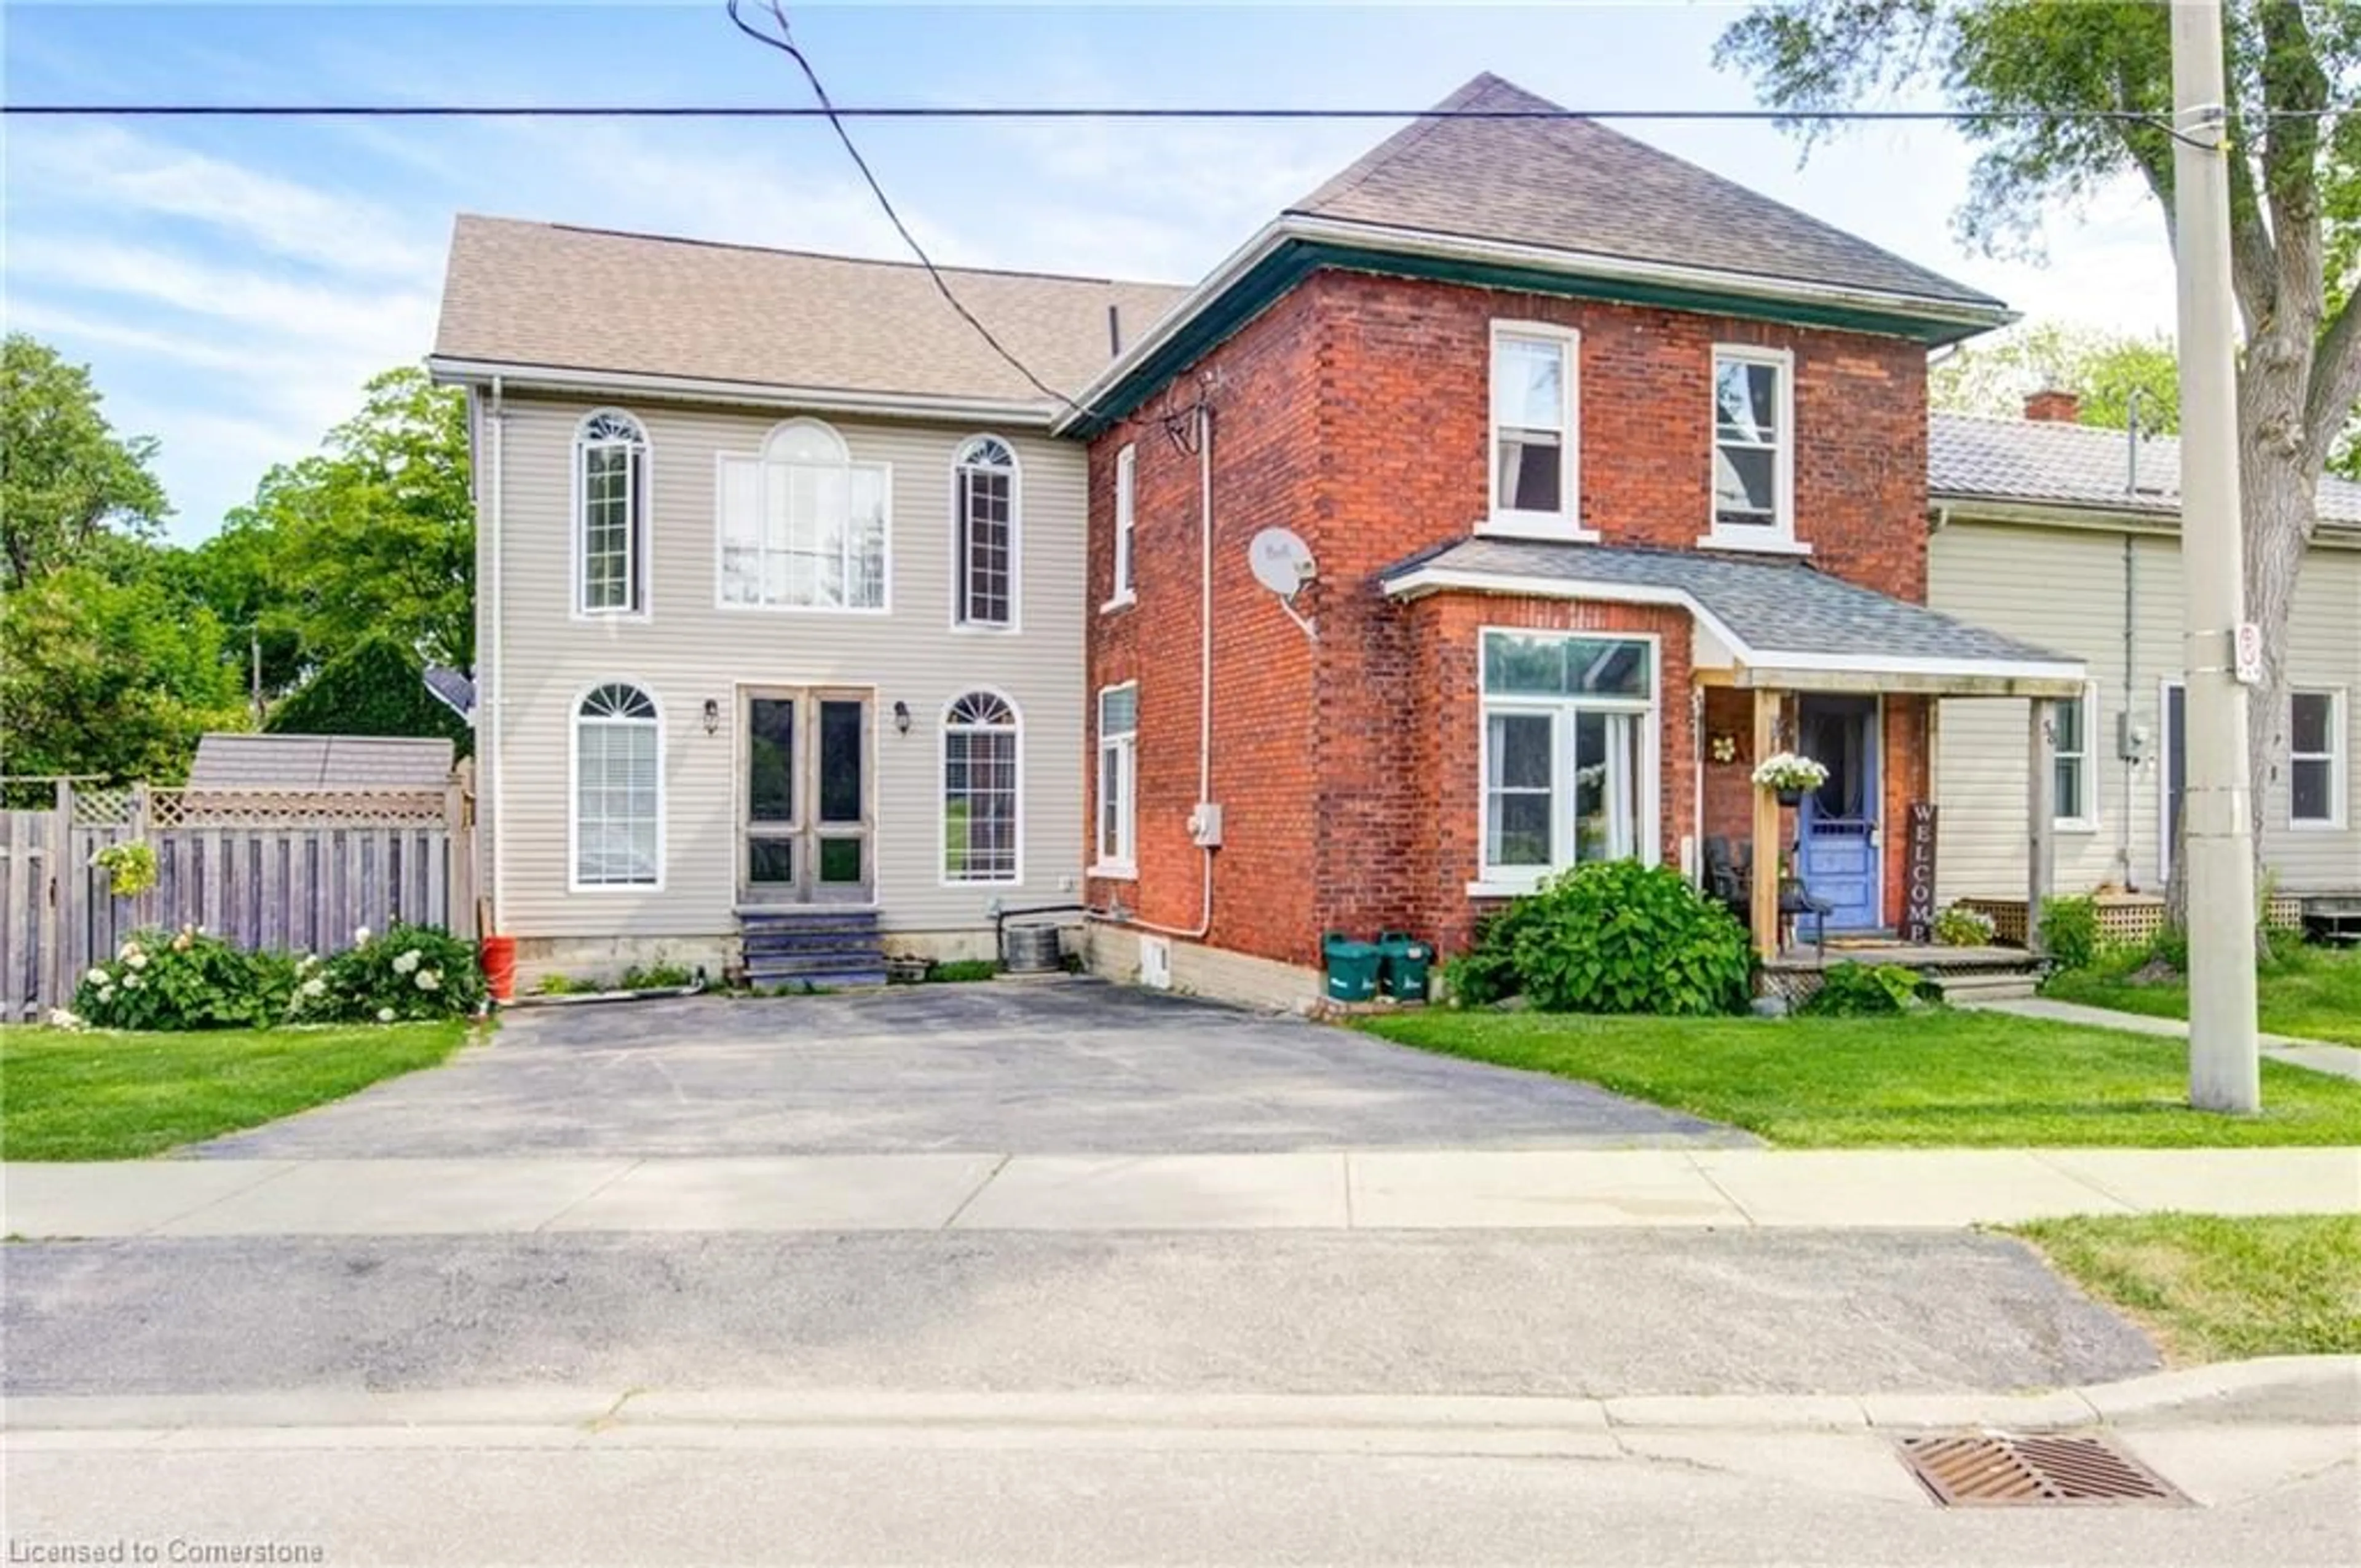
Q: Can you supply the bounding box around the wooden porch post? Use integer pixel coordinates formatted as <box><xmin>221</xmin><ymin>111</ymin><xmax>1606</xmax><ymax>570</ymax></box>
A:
<box><xmin>2027</xmin><ymin>699</ymin><xmax>2056</xmax><ymax>955</ymax></box>
<box><xmin>1750</xmin><ymin>688</ymin><xmax>1780</xmax><ymax>960</ymax></box>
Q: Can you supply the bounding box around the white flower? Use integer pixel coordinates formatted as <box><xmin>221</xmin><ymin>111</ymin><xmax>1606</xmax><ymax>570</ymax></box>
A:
<box><xmin>354</xmin><ymin>926</ymin><xmax>371</xmax><ymax>944</ymax></box>
<box><xmin>117</xmin><ymin>941</ymin><xmax>140</xmax><ymax>962</ymax></box>
<box><xmin>85</xmin><ymin>967</ymin><xmax>109</xmax><ymax>985</ymax></box>
<box><xmin>96</xmin><ymin>985</ymin><xmax>114</xmax><ymax>1002</ymax></box>
<box><xmin>301</xmin><ymin>976</ymin><xmax>327</xmax><ymax>997</ymax></box>
<box><xmin>296</xmin><ymin>952</ymin><xmax>317</xmax><ymax>971</ymax></box>
<box><xmin>45</xmin><ymin>1007</ymin><xmax>87</xmax><ymax>1032</ymax></box>
<box><xmin>123</xmin><ymin>973</ymin><xmax>144</xmax><ymax>990</ymax></box>
<box><xmin>376</xmin><ymin>1007</ymin><xmax>395</xmax><ymax>1023</ymax></box>
<box><xmin>125</xmin><ymin>951</ymin><xmax>148</xmax><ymax>970</ymax></box>
<box><xmin>392</xmin><ymin>949</ymin><xmax>421</xmax><ymax>975</ymax></box>
<box><xmin>415</xmin><ymin>969</ymin><xmax>440</xmax><ymax>991</ymax></box>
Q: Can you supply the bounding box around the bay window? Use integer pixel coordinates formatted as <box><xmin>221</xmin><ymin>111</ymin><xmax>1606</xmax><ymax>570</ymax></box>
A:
<box><xmin>1477</xmin><ymin>630</ymin><xmax>1655</xmax><ymax>887</ymax></box>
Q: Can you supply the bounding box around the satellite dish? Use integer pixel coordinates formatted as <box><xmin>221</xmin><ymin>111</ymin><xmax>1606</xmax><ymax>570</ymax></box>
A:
<box><xmin>1248</xmin><ymin>528</ymin><xmax>1316</xmax><ymax>599</ymax></box>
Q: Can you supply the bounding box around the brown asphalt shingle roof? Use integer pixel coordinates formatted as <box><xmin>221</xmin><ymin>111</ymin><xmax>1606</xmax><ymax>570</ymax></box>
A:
<box><xmin>1290</xmin><ymin>74</ymin><xmax>2004</xmax><ymax>312</ymax></box>
<box><xmin>188</xmin><ymin>735</ymin><xmax>454</xmax><ymax>790</ymax></box>
<box><xmin>1931</xmin><ymin>411</ymin><xmax>2361</xmax><ymax>535</ymax></box>
<box><xmin>433</xmin><ymin>215</ymin><xmax>1188</xmax><ymax>408</ymax></box>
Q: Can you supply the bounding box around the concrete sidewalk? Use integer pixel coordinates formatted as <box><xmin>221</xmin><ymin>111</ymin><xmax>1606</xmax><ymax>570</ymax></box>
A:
<box><xmin>8</xmin><ymin>1145</ymin><xmax>2355</xmax><ymax>1238</ymax></box>
<box><xmin>1963</xmin><ymin>996</ymin><xmax>2361</xmax><ymax>1082</ymax></box>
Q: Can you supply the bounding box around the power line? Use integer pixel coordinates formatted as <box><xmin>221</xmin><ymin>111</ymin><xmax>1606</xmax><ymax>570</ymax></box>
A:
<box><xmin>724</xmin><ymin>0</ymin><xmax>1095</xmax><ymax>418</ymax></box>
<box><xmin>6</xmin><ymin>103</ymin><xmax>2355</xmax><ymax>121</ymax></box>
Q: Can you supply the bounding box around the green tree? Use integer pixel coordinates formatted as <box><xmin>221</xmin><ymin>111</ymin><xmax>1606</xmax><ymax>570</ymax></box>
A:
<box><xmin>1</xmin><ymin>333</ymin><xmax>169</xmax><ymax>588</ymax></box>
<box><xmin>1932</xmin><ymin>322</ymin><xmax>2184</xmax><ymax>432</ymax></box>
<box><xmin>1718</xmin><ymin>0</ymin><xmax>2361</xmax><ymax>909</ymax></box>
<box><xmin>215</xmin><ymin>366</ymin><xmax>473</xmax><ymax>677</ymax></box>
<box><xmin>265</xmin><ymin>630</ymin><xmax>471</xmax><ymax>754</ymax></box>
<box><xmin>0</xmin><ymin>567</ymin><xmax>247</xmax><ymax>796</ymax></box>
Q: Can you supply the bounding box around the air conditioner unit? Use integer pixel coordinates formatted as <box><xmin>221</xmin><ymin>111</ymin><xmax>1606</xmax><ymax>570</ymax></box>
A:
<box><xmin>1138</xmin><ymin>935</ymin><xmax>1173</xmax><ymax>991</ymax></box>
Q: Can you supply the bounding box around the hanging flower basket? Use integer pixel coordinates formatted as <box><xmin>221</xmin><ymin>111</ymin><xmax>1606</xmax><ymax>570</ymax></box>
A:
<box><xmin>1751</xmin><ymin>752</ymin><xmax>1828</xmax><ymax>805</ymax></box>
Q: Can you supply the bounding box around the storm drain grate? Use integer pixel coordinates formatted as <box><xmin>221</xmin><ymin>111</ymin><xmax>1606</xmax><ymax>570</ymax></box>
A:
<box><xmin>1897</xmin><ymin>1433</ymin><xmax>2186</xmax><ymax>1507</ymax></box>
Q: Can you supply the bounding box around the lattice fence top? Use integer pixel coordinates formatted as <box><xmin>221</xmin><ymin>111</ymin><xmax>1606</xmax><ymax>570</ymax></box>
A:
<box><xmin>71</xmin><ymin>788</ymin><xmax>138</xmax><ymax>828</ymax></box>
<box><xmin>152</xmin><ymin>788</ymin><xmax>450</xmax><ymax>830</ymax></box>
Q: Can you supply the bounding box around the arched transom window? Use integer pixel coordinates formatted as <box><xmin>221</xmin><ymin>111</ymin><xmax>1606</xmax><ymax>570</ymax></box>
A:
<box><xmin>943</xmin><ymin>690</ymin><xmax>1019</xmax><ymax>884</ymax></box>
<box><xmin>575</xmin><ymin>410</ymin><xmax>648</xmax><ymax>615</ymax></box>
<box><xmin>955</xmin><ymin>436</ymin><xmax>1018</xmax><ymax>628</ymax></box>
<box><xmin>717</xmin><ymin>418</ymin><xmax>888</xmax><ymax>610</ymax></box>
<box><xmin>574</xmin><ymin>682</ymin><xmax>661</xmax><ymax>888</ymax></box>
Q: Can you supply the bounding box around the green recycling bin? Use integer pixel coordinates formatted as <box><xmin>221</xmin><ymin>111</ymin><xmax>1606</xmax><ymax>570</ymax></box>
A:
<box><xmin>1322</xmin><ymin>930</ymin><xmax>1381</xmax><ymax>1004</ymax></box>
<box><xmin>1377</xmin><ymin>931</ymin><xmax>1434</xmax><ymax>1000</ymax></box>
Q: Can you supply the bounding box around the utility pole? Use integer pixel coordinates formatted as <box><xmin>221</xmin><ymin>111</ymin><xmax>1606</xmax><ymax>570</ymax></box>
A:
<box><xmin>2170</xmin><ymin>0</ymin><xmax>2260</xmax><ymax>1114</ymax></box>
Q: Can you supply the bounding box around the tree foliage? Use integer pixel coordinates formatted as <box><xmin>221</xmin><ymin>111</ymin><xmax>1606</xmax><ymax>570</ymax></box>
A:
<box><xmin>1</xmin><ymin>333</ymin><xmax>169</xmax><ymax>589</ymax></box>
<box><xmin>207</xmin><ymin>366</ymin><xmax>473</xmax><ymax>679</ymax></box>
<box><xmin>264</xmin><ymin>630</ymin><xmax>471</xmax><ymax>754</ymax></box>
<box><xmin>1932</xmin><ymin>322</ymin><xmax>2184</xmax><ymax>430</ymax></box>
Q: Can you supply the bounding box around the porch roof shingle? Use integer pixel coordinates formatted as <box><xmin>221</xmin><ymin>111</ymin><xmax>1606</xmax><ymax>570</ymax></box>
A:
<box><xmin>1381</xmin><ymin>537</ymin><xmax>2082</xmax><ymax>686</ymax></box>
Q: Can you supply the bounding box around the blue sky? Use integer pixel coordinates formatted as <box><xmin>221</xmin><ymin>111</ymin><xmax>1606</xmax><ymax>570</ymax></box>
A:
<box><xmin>6</xmin><ymin>2</ymin><xmax>2183</xmax><ymax>542</ymax></box>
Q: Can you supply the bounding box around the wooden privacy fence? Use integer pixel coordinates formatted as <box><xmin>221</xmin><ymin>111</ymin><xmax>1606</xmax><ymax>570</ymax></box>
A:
<box><xmin>2</xmin><ymin>777</ymin><xmax>474</xmax><ymax>1020</ymax></box>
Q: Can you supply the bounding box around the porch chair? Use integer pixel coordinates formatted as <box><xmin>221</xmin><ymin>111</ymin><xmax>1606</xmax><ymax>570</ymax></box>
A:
<box><xmin>1702</xmin><ymin>836</ymin><xmax>1750</xmax><ymax>919</ymax></box>
<box><xmin>1778</xmin><ymin>864</ymin><xmax>1835</xmax><ymax>961</ymax></box>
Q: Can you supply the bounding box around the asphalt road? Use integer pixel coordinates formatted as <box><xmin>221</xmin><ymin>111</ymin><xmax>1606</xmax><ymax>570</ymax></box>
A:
<box><xmin>3</xmin><ymin>1229</ymin><xmax>2157</xmax><ymax>1398</ymax></box>
<box><xmin>191</xmin><ymin>983</ymin><xmax>1747</xmax><ymax>1157</ymax></box>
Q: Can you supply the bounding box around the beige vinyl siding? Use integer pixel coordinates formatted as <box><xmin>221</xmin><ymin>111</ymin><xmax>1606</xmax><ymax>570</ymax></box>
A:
<box><xmin>481</xmin><ymin>396</ymin><xmax>1086</xmax><ymax>941</ymax></box>
<box><xmin>1930</xmin><ymin>518</ymin><xmax>2360</xmax><ymax>899</ymax></box>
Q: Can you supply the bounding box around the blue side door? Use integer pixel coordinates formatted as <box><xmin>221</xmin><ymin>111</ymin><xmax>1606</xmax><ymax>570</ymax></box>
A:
<box><xmin>1797</xmin><ymin>696</ymin><xmax>1881</xmax><ymax>931</ymax></box>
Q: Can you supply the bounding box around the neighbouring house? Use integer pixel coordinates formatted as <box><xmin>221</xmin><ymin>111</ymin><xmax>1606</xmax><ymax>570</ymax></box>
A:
<box><xmin>1928</xmin><ymin>397</ymin><xmax>2360</xmax><ymax>926</ymax></box>
<box><xmin>432</xmin><ymin>71</ymin><xmax>2140</xmax><ymax>1003</ymax></box>
<box><xmin>430</xmin><ymin>216</ymin><xmax>1184</xmax><ymax>984</ymax></box>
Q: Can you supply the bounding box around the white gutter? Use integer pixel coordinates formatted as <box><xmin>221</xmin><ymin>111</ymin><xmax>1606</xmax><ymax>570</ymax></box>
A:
<box><xmin>486</xmin><ymin>376</ymin><xmax>507</xmax><ymax>930</ymax></box>
<box><xmin>428</xmin><ymin>357</ymin><xmax>1058</xmax><ymax>428</ymax></box>
<box><xmin>1382</xmin><ymin>564</ymin><xmax>2086</xmax><ymax>689</ymax></box>
<box><xmin>1053</xmin><ymin>216</ymin><xmax>2017</xmax><ymax>435</ymax></box>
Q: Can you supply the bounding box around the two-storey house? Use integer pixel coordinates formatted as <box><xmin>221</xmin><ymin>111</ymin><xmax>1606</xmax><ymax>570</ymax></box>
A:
<box><xmin>430</xmin><ymin>219</ymin><xmax>1182</xmax><ymax>984</ymax></box>
<box><xmin>432</xmin><ymin>73</ymin><xmax>2105</xmax><ymax>1002</ymax></box>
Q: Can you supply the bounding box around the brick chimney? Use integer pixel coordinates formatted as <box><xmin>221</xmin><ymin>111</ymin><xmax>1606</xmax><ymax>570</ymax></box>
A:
<box><xmin>2023</xmin><ymin>387</ymin><xmax>2082</xmax><ymax>424</ymax></box>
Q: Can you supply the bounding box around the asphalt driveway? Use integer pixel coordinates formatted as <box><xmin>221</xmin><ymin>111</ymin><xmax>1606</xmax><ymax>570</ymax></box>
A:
<box><xmin>196</xmin><ymin>980</ymin><xmax>1745</xmax><ymax>1157</ymax></box>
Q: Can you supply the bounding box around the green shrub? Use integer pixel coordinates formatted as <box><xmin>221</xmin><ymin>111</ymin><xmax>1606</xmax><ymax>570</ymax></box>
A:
<box><xmin>1504</xmin><ymin>861</ymin><xmax>1752</xmax><ymax>1016</ymax></box>
<box><xmin>2149</xmin><ymin>922</ymin><xmax>2189</xmax><ymax>972</ymax></box>
<box><xmin>290</xmin><ymin>922</ymin><xmax>485</xmax><ymax>1024</ymax></box>
<box><xmin>927</xmin><ymin>959</ymin><xmax>998</xmax><ymax>984</ymax></box>
<box><xmin>1800</xmin><ymin>961</ymin><xmax>1924</xmax><ymax>1016</ymax></box>
<box><xmin>266</xmin><ymin>631</ymin><xmax>472</xmax><ymax>754</ymax></box>
<box><xmin>73</xmin><ymin>925</ymin><xmax>298</xmax><ymax>1031</ymax></box>
<box><xmin>1440</xmin><ymin>900</ymin><xmax>1545</xmax><ymax>1007</ymax></box>
<box><xmin>618</xmin><ymin>962</ymin><xmax>695</xmax><ymax>991</ymax></box>
<box><xmin>91</xmin><ymin>841</ymin><xmax>159</xmax><ymax>898</ymax></box>
<box><xmin>1932</xmin><ymin>902</ymin><xmax>1997</xmax><ymax>948</ymax></box>
<box><xmin>2039</xmin><ymin>895</ymin><xmax>2104</xmax><ymax>972</ymax></box>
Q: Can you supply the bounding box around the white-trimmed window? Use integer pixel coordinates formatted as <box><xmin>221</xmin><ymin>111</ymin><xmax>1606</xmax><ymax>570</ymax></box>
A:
<box><xmin>572</xmin><ymin>682</ymin><xmax>661</xmax><ymax>889</ymax></box>
<box><xmin>1707</xmin><ymin>346</ymin><xmax>1796</xmax><ymax>548</ymax></box>
<box><xmin>2054</xmin><ymin>683</ymin><xmax>2098</xmax><ymax>829</ymax></box>
<box><xmin>718</xmin><ymin>418</ymin><xmax>888</xmax><ymax>611</ymax></box>
<box><xmin>2291</xmin><ymin>689</ymin><xmax>2346</xmax><ymax>827</ymax></box>
<box><xmin>1094</xmin><ymin>683</ymin><xmax>1138</xmax><ymax>874</ymax></box>
<box><xmin>1107</xmin><ymin>443</ymin><xmax>1136</xmax><ymax>608</ymax></box>
<box><xmin>575</xmin><ymin>410</ymin><xmax>647</xmax><ymax>615</ymax></box>
<box><xmin>943</xmin><ymin>691</ymin><xmax>1020</xmax><ymax>883</ymax></box>
<box><xmin>955</xmin><ymin>437</ymin><xmax>1018</xmax><ymax>628</ymax></box>
<box><xmin>1477</xmin><ymin>630</ymin><xmax>1655</xmax><ymax>887</ymax></box>
<box><xmin>1488</xmin><ymin>322</ymin><xmax>1582</xmax><ymax>534</ymax></box>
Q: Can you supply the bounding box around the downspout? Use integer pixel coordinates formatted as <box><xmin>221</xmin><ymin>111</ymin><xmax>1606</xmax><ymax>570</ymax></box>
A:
<box><xmin>1122</xmin><ymin>397</ymin><xmax>1217</xmax><ymax>940</ymax></box>
<box><xmin>487</xmin><ymin>376</ymin><xmax>508</xmax><ymax>928</ymax></box>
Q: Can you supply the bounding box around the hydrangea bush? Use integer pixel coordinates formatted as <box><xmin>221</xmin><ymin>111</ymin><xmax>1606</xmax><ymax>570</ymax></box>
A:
<box><xmin>71</xmin><ymin>921</ymin><xmax>483</xmax><ymax>1032</ymax></box>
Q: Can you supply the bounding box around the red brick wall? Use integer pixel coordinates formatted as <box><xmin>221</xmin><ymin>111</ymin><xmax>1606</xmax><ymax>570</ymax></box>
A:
<box><xmin>1085</xmin><ymin>268</ymin><xmax>1934</xmax><ymax>967</ymax></box>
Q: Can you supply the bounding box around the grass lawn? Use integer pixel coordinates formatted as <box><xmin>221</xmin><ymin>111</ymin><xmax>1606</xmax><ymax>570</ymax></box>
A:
<box><xmin>1</xmin><ymin>1021</ymin><xmax>472</xmax><ymax>1160</ymax></box>
<box><xmin>2011</xmin><ymin>1214</ymin><xmax>2361</xmax><ymax>1361</ymax></box>
<box><xmin>2043</xmin><ymin>943</ymin><xmax>2361</xmax><ymax>1047</ymax></box>
<box><xmin>1355</xmin><ymin>1008</ymin><xmax>2361</xmax><ymax>1147</ymax></box>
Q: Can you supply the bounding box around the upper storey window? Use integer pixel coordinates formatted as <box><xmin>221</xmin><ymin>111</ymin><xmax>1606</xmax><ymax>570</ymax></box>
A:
<box><xmin>955</xmin><ymin>436</ymin><xmax>1018</xmax><ymax>629</ymax></box>
<box><xmin>718</xmin><ymin>418</ymin><xmax>888</xmax><ymax>611</ymax></box>
<box><xmin>1487</xmin><ymin>323</ymin><xmax>1585</xmax><ymax>537</ymax></box>
<box><xmin>1707</xmin><ymin>346</ymin><xmax>1800</xmax><ymax>552</ymax></box>
<box><xmin>575</xmin><ymin>410</ymin><xmax>648</xmax><ymax>616</ymax></box>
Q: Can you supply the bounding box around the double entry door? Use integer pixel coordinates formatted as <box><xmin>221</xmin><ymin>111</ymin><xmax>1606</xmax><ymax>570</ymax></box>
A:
<box><xmin>740</xmin><ymin>687</ymin><xmax>872</xmax><ymax>903</ymax></box>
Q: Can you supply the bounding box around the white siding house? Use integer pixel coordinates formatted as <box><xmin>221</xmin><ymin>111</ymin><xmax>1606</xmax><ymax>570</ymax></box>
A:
<box><xmin>1928</xmin><ymin>408</ymin><xmax>2361</xmax><ymax>907</ymax></box>
<box><xmin>430</xmin><ymin>216</ymin><xmax>1183</xmax><ymax>983</ymax></box>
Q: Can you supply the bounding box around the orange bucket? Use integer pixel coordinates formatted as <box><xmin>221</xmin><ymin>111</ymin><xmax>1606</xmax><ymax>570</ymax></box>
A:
<box><xmin>480</xmin><ymin>935</ymin><xmax>518</xmax><ymax>1002</ymax></box>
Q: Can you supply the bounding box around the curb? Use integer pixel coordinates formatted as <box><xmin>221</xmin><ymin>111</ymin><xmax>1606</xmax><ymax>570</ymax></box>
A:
<box><xmin>7</xmin><ymin>1358</ymin><xmax>2354</xmax><ymax>1436</ymax></box>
